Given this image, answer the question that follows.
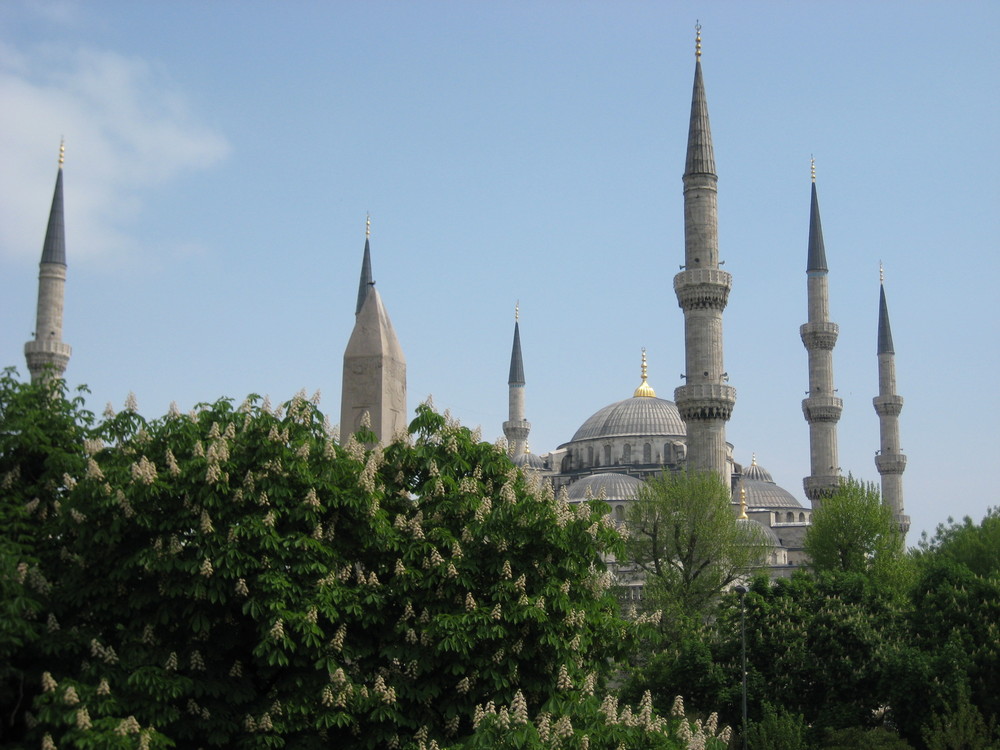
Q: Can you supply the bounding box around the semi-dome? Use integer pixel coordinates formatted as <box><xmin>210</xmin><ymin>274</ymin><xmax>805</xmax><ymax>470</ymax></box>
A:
<box><xmin>513</xmin><ymin>449</ymin><xmax>546</xmax><ymax>471</ymax></box>
<box><xmin>568</xmin><ymin>396</ymin><xmax>686</xmax><ymax>443</ymax></box>
<box><xmin>740</xmin><ymin>456</ymin><xmax>802</xmax><ymax>509</ymax></box>
<box><xmin>738</xmin><ymin>517</ymin><xmax>782</xmax><ymax>546</ymax></box>
<box><xmin>567</xmin><ymin>472</ymin><xmax>642</xmax><ymax>502</ymax></box>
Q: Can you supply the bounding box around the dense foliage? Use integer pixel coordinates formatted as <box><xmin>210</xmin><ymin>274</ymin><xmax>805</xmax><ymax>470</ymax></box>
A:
<box><xmin>0</xmin><ymin>371</ymin><xmax>639</xmax><ymax>748</ymax></box>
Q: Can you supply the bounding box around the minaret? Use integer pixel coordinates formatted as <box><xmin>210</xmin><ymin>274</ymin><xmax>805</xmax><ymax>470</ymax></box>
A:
<box><xmin>340</xmin><ymin>217</ymin><xmax>407</xmax><ymax>443</ymax></box>
<box><xmin>24</xmin><ymin>142</ymin><xmax>72</xmax><ymax>383</ymax></box>
<box><xmin>502</xmin><ymin>303</ymin><xmax>530</xmax><ymax>457</ymax></box>
<box><xmin>800</xmin><ymin>162</ymin><xmax>843</xmax><ymax>505</ymax></box>
<box><xmin>873</xmin><ymin>269</ymin><xmax>909</xmax><ymax>536</ymax></box>
<box><xmin>673</xmin><ymin>26</ymin><xmax>736</xmax><ymax>483</ymax></box>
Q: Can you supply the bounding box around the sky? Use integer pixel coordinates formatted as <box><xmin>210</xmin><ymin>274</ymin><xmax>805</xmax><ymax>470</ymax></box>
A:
<box><xmin>1</xmin><ymin>1</ymin><xmax>997</xmax><ymax>545</ymax></box>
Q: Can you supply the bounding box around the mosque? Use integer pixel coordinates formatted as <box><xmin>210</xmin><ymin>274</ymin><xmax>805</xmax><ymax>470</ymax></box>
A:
<box><xmin>23</xmin><ymin>33</ymin><xmax>908</xmax><ymax>577</ymax></box>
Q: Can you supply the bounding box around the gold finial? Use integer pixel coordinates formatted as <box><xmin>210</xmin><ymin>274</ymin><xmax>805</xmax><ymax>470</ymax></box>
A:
<box><xmin>738</xmin><ymin>483</ymin><xmax>749</xmax><ymax>520</ymax></box>
<box><xmin>58</xmin><ymin>138</ymin><xmax>65</xmax><ymax>168</ymax></box>
<box><xmin>879</xmin><ymin>261</ymin><xmax>884</xmax><ymax>284</ymax></box>
<box><xmin>810</xmin><ymin>156</ymin><xmax>816</xmax><ymax>183</ymax></box>
<box><xmin>695</xmin><ymin>21</ymin><xmax>702</xmax><ymax>60</ymax></box>
<box><xmin>633</xmin><ymin>347</ymin><xmax>657</xmax><ymax>398</ymax></box>
<box><xmin>365</xmin><ymin>213</ymin><xmax>371</xmax><ymax>239</ymax></box>
<box><xmin>751</xmin><ymin>452</ymin><xmax>757</xmax><ymax>465</ymax></box>
<box><xmin>515</xmin><ymin>300</ymin><xmax>519</xmax><ymax>322</ymax></box>
<box><xmin>524</xmin><ymin>443</ymin><xmax>531</xmax><ymax>455</ymax></box>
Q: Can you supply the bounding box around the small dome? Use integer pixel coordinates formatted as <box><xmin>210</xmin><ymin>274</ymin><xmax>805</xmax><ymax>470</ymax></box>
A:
<box><xmin>567</xmin><ymin>472</ymin><xmax>642</xmax><ymax>502</ymax></box>
<box><xmin>738</xmin><ymin>517</ymin><xmax>782</xmax><ymax>547</ymax></box>
<box><xmin>743</xmin><ymin>478</ymin><xmax>802</xmax><ymax>509</ymax></box>
<box><xmin>568</xmin><ymin>397</ymin><xmax>686</xmax><ymax>443</ymax></box>
<box><xmin>743</xmin><ymin>454</ymin><xmax>773</xmax><ymax>483</ymax></box>
<box><xmin>513</xmin><ymin>451</ymin><xmax>546</xmax><ymax>470</ymax></box>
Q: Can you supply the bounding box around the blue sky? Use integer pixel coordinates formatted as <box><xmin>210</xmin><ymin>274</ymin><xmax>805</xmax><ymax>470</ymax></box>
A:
<box><xmin>1</xmin><ymin>1</ymin><xmax>997</xmax><ymax>543</ymax></box>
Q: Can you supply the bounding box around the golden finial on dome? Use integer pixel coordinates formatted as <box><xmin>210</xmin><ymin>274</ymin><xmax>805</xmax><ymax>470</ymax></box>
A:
<box><xmin>695</xmin><ymin>21</ymin><xmax>702</xmax><ymax>60</ymax></box>
<box><xmin>810</xmin><ymin>156</ymin><xmax>816</xmax><ymax>183</ymax></box>
<box><xmin>524</xmin><ymin>443</ymin><xmax>531</xmax><ymax>454</ymax></box>
<box><xmin>633</xmin><ymin>347</ymin><xmax>657</xmax><ymax>398</ymax></box>
<box><xmin>365</xmin><ymin>213</ymin><xmax>371</xmax><ymax>239</ymax></box>
<box><xmin>751</xmin><ymin>452</ymin><xmax>757</xmax><ymax>465</ymax></box>
<box><xmin>738</xmin><ymin>483</ymin><xmax>749</xmax><ymax>520</ymax></box>
<box><xmin>58</xmin><ymin>138</ymin><xmax>65</xmax><ymax>168</ymax></box>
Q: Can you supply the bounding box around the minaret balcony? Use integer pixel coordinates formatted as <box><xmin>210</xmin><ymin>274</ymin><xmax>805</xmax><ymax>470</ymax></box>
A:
<box><xmin>873</xmin><ymin>394</ymin><xmax>903</xmax><ymax>417</ymax></box>
<box><xmin>799</xmin><ymin>321</ymin><xmax>839</xmax><ymax>350</ymax></box>
<box><xmin>24</xmin><ymin>340</ymin><xmax>72</xmax><ymax>359</ymax></box>
<box><xmin>801</xmin><ymin>395</ymin><xmax>843</xmax><ymax>423</ymax></box>
<box><xmin>804</xmin><ymin>475</ymin><xmax>841</xmax><ymax>500</ymax></box>
<box><xmin>673</xmin><ymin>268</ymin><xmax>732</xmax><ymax>311</ymax></box>
<box><xmin>875</xmin><ymin>453</ymin><xmax>907</xmax><ymax>475</ymax></box>
<box><xmin>674</xmin><ymin>383</ymin><xmax>736</xmax><ymax>421</ymax></box>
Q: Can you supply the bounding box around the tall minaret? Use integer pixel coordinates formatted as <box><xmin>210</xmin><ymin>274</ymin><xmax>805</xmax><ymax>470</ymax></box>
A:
<box><xmin>800</xmin><ymin>162</ymin><xmax>843</xmax><ymax>505</ymax></box>
<box><xmin>502</xmin><ymin>303</ymin><xmax>530</xmax><ymax>457</ymax></box>
<box><xmin>340</xmin><ymin>217</ymin><xmax>407</xmax><ymax>443</ymax></box>
<box><xmin>673</xmin><ymin>26</ymin><xmax>736</xmax><ymax>483</ymax></box>
<box><xmin>24</xmin><ymin>142</ymin><xmax>72</xmax><ymax>383</ymax></box>
<box><xmin>873</xmin><ymin>269</ymin><xmax>909</xmax><ymax>536</ymax></box>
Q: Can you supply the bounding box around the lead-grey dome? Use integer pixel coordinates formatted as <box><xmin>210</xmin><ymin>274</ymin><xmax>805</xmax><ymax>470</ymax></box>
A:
<box><xmin>513</xmin><ymin>451</ymin><xmax>546</xmax><ymax>471</ymax></box>
<box><xmin>743</xmin><ymin>478</ymin><xmax>802</xmax><ymax>509</ymax></box>
<box><xmin>568</xmin><ymin>397</ymin><xmax>686</xmax><ymax>443</ymax></box>
<box><xmin>567</xmin><ymin>472</ymin><xmax>642</xmax><ymax>502</ymax></box>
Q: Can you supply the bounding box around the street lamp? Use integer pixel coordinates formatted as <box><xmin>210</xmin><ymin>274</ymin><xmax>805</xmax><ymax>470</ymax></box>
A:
<box><xmin>734</xmin><ymin>584</ymin><xmax>748</xmax><ymax>750</ymax></box>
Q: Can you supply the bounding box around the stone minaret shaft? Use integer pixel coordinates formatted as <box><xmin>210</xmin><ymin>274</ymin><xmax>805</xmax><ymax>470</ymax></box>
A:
<box><xmin>25</xmin><ymin>147</ymin><xmax>72</xmax><ymax>383</ymax></box>
<box><xmin>673</xmin><ymin>35</ymin><xmax>736</xmax><ymax>483</ymax></box>
<box><xmin>341</xmin><ymin>224</ymin><xmax>407</xmax><ymax>443</ymax></box>
<box><xmin>874</xmin><ymin>280</ymin><xmax>909</xmax><ymax>535</ymax></box>
<box><xmin>502</xmin><ymin>311</ymin><xmax>530</xmax><ymax>457</ymax></box>
<box><xmin>800</xmin><ymin>175</ymin><xmax>842</xmax><ymax>503</ymax></box>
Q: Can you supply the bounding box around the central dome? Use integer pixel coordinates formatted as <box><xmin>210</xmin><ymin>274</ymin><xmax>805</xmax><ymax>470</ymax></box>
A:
<box><xmin>569</xmin><ymin>396</ymin><xmax>686</xmax><ymax>443</ymax></box>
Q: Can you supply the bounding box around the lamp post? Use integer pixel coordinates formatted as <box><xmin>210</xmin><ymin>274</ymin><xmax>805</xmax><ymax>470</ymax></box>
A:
<box><xmin>734</xmin><ymin>584</ymin><xmax>748</xmax><ymax>750</ymax></box>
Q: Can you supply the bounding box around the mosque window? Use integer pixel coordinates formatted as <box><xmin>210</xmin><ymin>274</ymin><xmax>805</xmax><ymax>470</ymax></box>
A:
<box><xmin>604</xmin><ymin>444</ymin><xmax>611</xmax><ymax>465</ymax></box>
<box><xmin>799</xmin><ymin>512</ymin><xmax>805</xmax><ymax>522</ymax></box>
<box><xmin>643</xmin><ymin>443</ymin><xmax>652</xmax><ymax>463</ymax></box>
<box><xmin>615</xmin><ymin>505</ymin><xmax>625</xmax><ymax>522</ymax></box>
<box><xmin>623</xmin><ymin>444</ymin><xmax>631</xmax><ymax>463</ymax></box>
<box><xmin>587</xmin><ymin>445</ymin><xmax>594</xmax><ymax>466</ymax></box>
<box><xmin>786</xmin><ymin>512</ymin><xmax>794</xmax><ymax>523</ymax></box>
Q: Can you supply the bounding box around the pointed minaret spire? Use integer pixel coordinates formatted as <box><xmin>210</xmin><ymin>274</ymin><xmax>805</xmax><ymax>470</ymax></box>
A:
<box><xmin>674</xmin><ymin>26</ymin><xmax>736</xmax><ymax>486</ymax></box>
<box><xmin>341</xmin><ymin>222</ymin><xmax>406</xmax><ymax>443</ymax></box>
<box><xmin>503</xmin><ymin>303</ymin><xmax>531</xmax><ymax>457</ymax></box>
<box><xmin>355</xmin><ymin>214</ymin><xmax>374</xmax><ymax>315</ymax></box>
<box><xmin>25</xmin><ymin>142</ymin><xmax>72</xmax><ymax>382</ymax></box>
<box><xmin>800</xmin><ymin>163</ymin><xmax>842</xmax><ymax>505</ymax></box>
<box><xmin>874</xmin><ymin>271</ymin><xmax>908</xmax><ymax>536</ymax></box>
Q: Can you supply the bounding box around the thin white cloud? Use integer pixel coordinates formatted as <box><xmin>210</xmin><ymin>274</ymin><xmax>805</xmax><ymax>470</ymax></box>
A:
<box><xmin>0</xmin><ymin>40</ymin><xmax>230</xmax><ymax>264</ymax></box>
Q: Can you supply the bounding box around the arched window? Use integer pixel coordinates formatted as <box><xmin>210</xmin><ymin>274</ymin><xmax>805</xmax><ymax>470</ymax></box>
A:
<box><xmin>622</xmin><ymin>444</ymin><xmax>631</xmax><ymax>463</ymax></box>
<box><xmin>615</xmin><ymin>505</ymin><xmax>625</xmax><ymax>523</ymax></box>
<box><xmin>774</xmin><ymin>512</ymin><xmax>780</xmax><ymax>524</ymax></box>
<box><xmin>604</xmin><ymin>444</ymin><xmax>612</xmax><ymax>465</ymax></box>
<box><xmin>799</xmin><ymin>512</ymin><xmax>806</xmax><ymax>523</ymax></box>
<box><xmin>643</xmin><ymin>443</ymin><xmax>652</xmax><ymax>463</ymax></box>
<box><xmin>786</xmin><ymin>511</ymin><xmax>794</xmax><ymax>523</ymax></box>
<box><xmin>587</xmin><ymin>445</ymin><xmax>594</xmax><ymax>467</ymax></box>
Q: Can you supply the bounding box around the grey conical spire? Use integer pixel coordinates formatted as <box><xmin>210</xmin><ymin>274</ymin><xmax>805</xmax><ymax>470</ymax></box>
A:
<box><xmin>41</xmin><ymin>166</ymin><xmax>66</xmax><ymax>266</ymax></box>
<box><xmin>355</xmin><ymin>236</ymin><xmax>373</xmax><ymax>315</ymax></box>
<box><xmin>806</xmin><ymin>181</ymin><xmax>828</xmax><ymax>273</ymax></box>
<box><xmin>684</xmin><ymin>56</ymin><xmax>717</xmax><ymax>176</ymax></box>
<box><xmin>508</xmin><ymin>320</ymin><xmax>525</xmax><ymax>385</ymax></box>
<box><xmin>25</xmin><ymin>143</ymin><xmax>72</xmax><ymax>383</ymax></box>
<box><xmin>877</xmin><ymin>283</ymin><xmax>894</xmax><ymax>354</ymax></box>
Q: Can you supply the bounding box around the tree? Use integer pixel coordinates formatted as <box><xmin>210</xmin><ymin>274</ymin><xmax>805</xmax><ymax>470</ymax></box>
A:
<box><xmin>624</xmin><ymin>470</ymin><xmax>770</xmax><ymax>632</ymax></box>
<box><xmin>804</xmin><ymin>476</ymin><xmax>907</xmax><ymax>586</ymax></box>
<box><xmin>0</xmin><ymin>371</ymin><xmax>633</xmax><ymax>748</ymax></box>
<box><xmin>916</xmin><ymin>507</ymin><xmax>1000</xmax><ymax>579</ymax></box>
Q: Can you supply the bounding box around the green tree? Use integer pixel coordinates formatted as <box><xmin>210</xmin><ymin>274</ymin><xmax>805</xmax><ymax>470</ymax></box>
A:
<box><xmin>0</xmin><ymin>371</ymin><xmax>633</xmax><ymax>749</ymax></box>
<box><xmin>916</xmin><ymin>507</ymin><xmax>1000</xmax><ymax>578</ymax></box>
<box><xmin>745</xmin><ymin>704</ymin><xmax>809</xmax><ymax>750</ymax></box>
<box><xmin>804</xmin><ymin>476</ymin><xmax>907</xmax><ymax>586</ymax></box>
<box><xmin>624</xmin><ymin>470</ymin><xmax>770</xmax><ymax>633</ymax></box>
